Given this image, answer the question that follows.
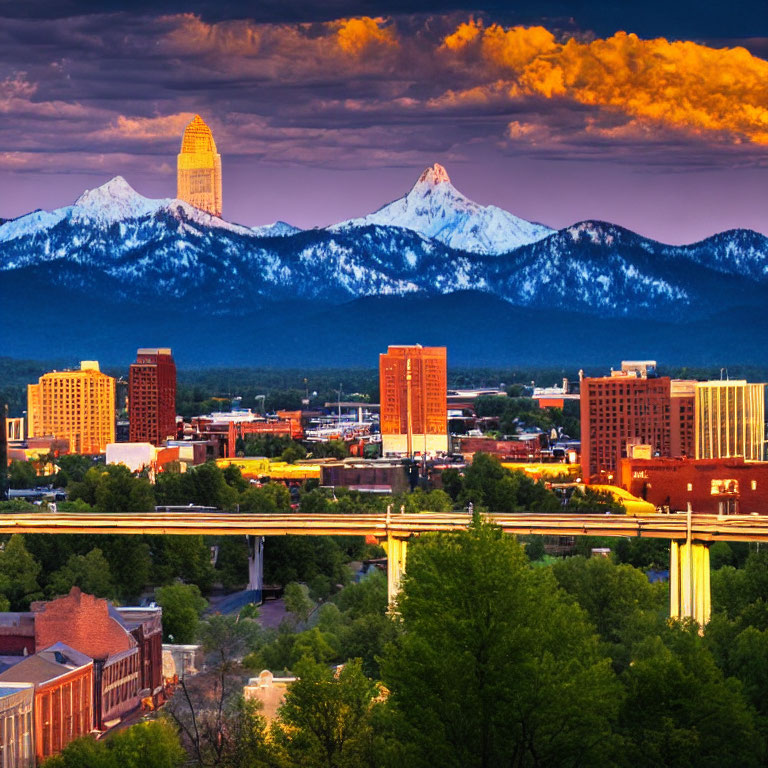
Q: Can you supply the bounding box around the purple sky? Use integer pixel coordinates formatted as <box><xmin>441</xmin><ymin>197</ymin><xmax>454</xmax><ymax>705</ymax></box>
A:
<box><xmin>2</xmin><ymin>2</ymin><xmax>768</xmax><ymax>244</ymax></box>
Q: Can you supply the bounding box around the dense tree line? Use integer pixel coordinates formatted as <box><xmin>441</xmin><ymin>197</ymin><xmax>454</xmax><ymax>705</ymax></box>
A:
<box><xmin>49</xmin><ymin>516</ymin><xmax>768</xmax><ymax>767</ymax></box>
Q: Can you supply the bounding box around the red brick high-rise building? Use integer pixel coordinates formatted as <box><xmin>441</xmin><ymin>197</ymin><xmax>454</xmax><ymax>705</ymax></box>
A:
<box><xmin>580</xmin><ymin>362</ymin><xmax>670</xmax><ymax>482</ymax></box>
<box><xmin>129</xmin><ymin>348</ymin><xmax>176</xmax><ymax>445</ymax></box>
<box><xmin>580</xmin><ymin>362</ymin><xmax>700</xmax><ymax>482</ymax></box>
<box><xmin>379</xmin><ymin>345</ymin><xmax>448</xmax><ymax>456</ymax></box>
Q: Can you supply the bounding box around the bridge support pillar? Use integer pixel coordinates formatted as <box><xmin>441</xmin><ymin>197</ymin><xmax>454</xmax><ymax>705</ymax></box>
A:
<box><xmin>670</xmin><ymin>540</ymin><xmax>711</xmax><ymax>626</ymax></box>
<box><xmin>384</xmin><ymin>535</ymin><xmax>408</xmax><ymax>606</ymax></box>
<box><xmin>247</xmin><ymin>535</ymin><xmax>264</xmax><ymax>604</ymax></box>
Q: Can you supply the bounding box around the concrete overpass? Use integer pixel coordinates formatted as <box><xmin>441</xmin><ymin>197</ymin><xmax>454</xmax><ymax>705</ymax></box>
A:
<box><xmin>0</xmin><ymin>510</ymin><xmax>758</xmax><ymax>624</ymax></box>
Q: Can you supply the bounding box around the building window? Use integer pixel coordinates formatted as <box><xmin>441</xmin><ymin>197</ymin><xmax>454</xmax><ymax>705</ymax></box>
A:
<box><xmin>687</xmin><ymin>483</ymin><xmax>693</xmax><ymax>492</ymax></box>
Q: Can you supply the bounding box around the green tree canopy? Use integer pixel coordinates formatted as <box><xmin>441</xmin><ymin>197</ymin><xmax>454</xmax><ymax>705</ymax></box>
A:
<box><xmin>48</xmin><ymin>548</ymin><xmax>114</xmax><ymax>599</ymax></box>
<box><xmin>380</xmin><ymin>518</ymin><xmax>621</xmax><ymax>768</ymax></box>
<box><xmin>156</xmin><ymin>583</ymin><xmax>208</xmax><ymax>643</ymax></box>
<box><xmin>278</xmin><ymin>656</ymin><xmax>379</xmax><ymax>768</ymax></box>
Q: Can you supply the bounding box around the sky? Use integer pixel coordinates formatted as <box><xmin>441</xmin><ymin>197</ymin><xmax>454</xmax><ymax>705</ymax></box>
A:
<box><xmin>1</xmin><ymin>0</ymin><xmax>768</xmax><ymax>244</ymax></box>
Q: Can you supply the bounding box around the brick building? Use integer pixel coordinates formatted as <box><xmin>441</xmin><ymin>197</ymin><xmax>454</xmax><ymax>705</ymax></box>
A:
<box><xmin>114</xmin><ymin>607</ymin><xmax>164</xmax><ymax>704</ymax></box>
<box><xmin>379</xmin><ymin>345</ymin><xmax>448</xmax><ymax>456</ymax></box>
<box><xmin>579</xmin><ymin>362</ymin><xmax>701</xmax><ymax>482</ymax></box>
<box><xmin>0</xmin><ymin>643</ymin><xmax>93</xmax><ymax>764</ymax></box>
<box><xmin>580</xmin><ymin>364</ymin><xmax>672</xmax><ymax>482</ymax></box>
<box><xmin>31</xmin><ymin>589</ymin><xmax>140</xmax><ymax>730</ymax></box>
<box><xmin>619</xmin><ymin>456</ymin><xmax>768</xmax><ymax>515</ymax></box>
<box><xmin>129</xmin><ymin>348</ymin><xmax>177</xmax><ymax>446</ymax></box>
<box><xmin>0</xmin><ymin>615</ymin><xmax>35</xmax><ymax>657</ymax></box>
<box><xmin>0</xmin><ymin>683</ymin><xmax>34</xmax><ymax>768</ymax></box>
<box><xmin>670</xmin><ymin>380</ymin><xmax>696</xmax><ymax>458</ymax></box>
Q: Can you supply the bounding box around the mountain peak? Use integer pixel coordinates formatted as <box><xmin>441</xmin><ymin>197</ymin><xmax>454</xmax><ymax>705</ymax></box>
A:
<box><xmin>75</xmin><ymin>176</ymin><xmax>140</xmax><ymax>207</ymax></box>
<box><xmin>415</xmin><ymin>163</ymin><xmax>451</xmax><ymax>188</ymax></box>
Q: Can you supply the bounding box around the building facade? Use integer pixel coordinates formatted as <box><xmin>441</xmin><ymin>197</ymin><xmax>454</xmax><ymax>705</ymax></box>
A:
<box><xmin>619</xmin><ymin>456</ymin><xmax>768</xmax><ymax>515</ymax></box>
<box><xmin>0</xmin><ymin>643</ymin><xmax>93</xmax><ymax>764</ymax></box>
<box><xmin>129</xmin><ymin>348</ymin><xmax>177</xmax><ymax>446</ymax></box>
<box><xmin>0</xmin><ymin>683</ymin><xmax>34</xmax><ymax>768</ymax></box>
<box><xmin>695</xmin><ymin>381</ymin><xmax>766</xmax><ymax>461</ymax></box>
<box><xmin>27</xmin><ymin>362</ymin><xmax>115</xmax><ymax>455</ymax></box>
<box><xmin>32</xmin><ymin>588</ymin><xmax>140</xmax><ymax>730</ymax></box>
<box><xmin>114</xmin><ymin>607</ymin><xmax>164</xmax><ymax>704</ymax></box>
<box><xmin>177</xmin><ymin>115</ymin><xmax>222</xmax><ymax>217</ymax></box>
<box><xmin>580</xmin><ymin>363</ymin><xmax>672</xmax><ymax>482</ymax></box>
<box><xmin>670</xmin><ymin>380</ymin><xmax>696</xmax><ymax>458</ymax></box>
<box><xmin>379</xmin><ymin>345</ymin><xmax>448</xmax><ymax>456</ymax></box>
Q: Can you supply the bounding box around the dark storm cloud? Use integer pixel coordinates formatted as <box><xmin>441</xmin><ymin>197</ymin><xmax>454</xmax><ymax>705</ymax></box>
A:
<box><xmin>2</xmin><ymin>6</ymin><xmax>768</xmax><ymax>181</ymax></box>
<box><xmin>2</xmin><ymin>0</ymin><xmax>767</xmax><ymax>41</ymax></box>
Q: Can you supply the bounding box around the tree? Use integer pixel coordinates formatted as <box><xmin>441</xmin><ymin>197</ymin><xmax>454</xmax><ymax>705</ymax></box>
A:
<box><xmin>69</xmin><ymin>465</ymin><xmax>155</xmax><ymax>513</ymax></box>
<box><xmin>151</xmin><ymin>536</ymin><xmax>216</xmax><ymax>592</ymax></box>
<box><xmin>48</xmin><ymin>548</ymin><xmax>114</xmax><ymax>599</ymax></box>
<box><xmin>8</xmin><ymin>460</ymin><xmax>37</xmax><ymax>489</ymax></box>
<box><xmin>156</xmin><ymin>583</ymin><xmax>208</xmax><ymax>643</ymax></box>
<box><xmin>617</xmin><ymin>627</ymin><xmax>763</xmax><ymax>767</ymax></box>
<box><xmin>108</xmin><ymin>720</ymin><xmax>187</xmax><ymax>768</ymax></box>
<box><xmin>44</xmin><ymin>719</ymin><xmax>186</xmax><ymax>768</ymax></box>
<box><xmin>380</xmin><ymin>518</ymin><xmax>622</xmax><ymax>768</ymax></box>
<box><xmin>277</xmin><ymin>656</ymin><xmax>379</xmax><ymax>768</ymax></box>
<box><xmin>0</xmin><ymin>534</ymin><xmax>43</xmax><ymax>610</ymax></box>
<box><xmin>284</xmin><ymin>582</ymin><xmax>314</xmax><ymax>625</ymax></box>
<box><xmin>551</xmin><ymin>556</ymin><xmax>663</xmax><ymax>644</ymax></box>
<box><xmin>459</xmin><ymin>453</ymin><xmax>559</xmax><ymax>514</ymax></box>
<box><xmin>167</xmin><ymin>613</ymin><xmax>274</xmax><ymax>768</ymax></box>
<box><xmin>311</xmin><ymin>440</ymin><xmax>349</xmax><ymax>460</ymax></box>
<box><xmin>216</xmin><ymin>536</ymin><xmax>250</xmax><ymax>590</ymax></box>
<box><xmin>281</xmin><ymin>441</ymin><xmax>307</xmax><ymax>464</ymax></box>
<box><xmin>54</xmin><ymin>453</ymin><xmax>95</xmax><ymax>487</ymax></box>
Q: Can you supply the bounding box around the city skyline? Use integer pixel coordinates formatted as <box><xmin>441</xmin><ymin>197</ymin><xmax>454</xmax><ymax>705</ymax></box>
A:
<box><xmin>1</xmin><ymin>2</ymin><xmax>768</xmax><ymax>243</ymax></box>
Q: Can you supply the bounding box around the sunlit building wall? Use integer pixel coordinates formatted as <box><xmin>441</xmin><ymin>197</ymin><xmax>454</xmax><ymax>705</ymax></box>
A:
<box><xmin>27</xmin><ymin>362</ymin><xmax>115</xmax><ymax>455</ymax></box>
<box><xmin>670</xmin><ymin>379</ymin><xmax>696</xmax><ymax>458</ymax></box>
<box><xmin>129</xmin><ymin>348</ymin><xmax>177</xmax><ymax>446</ymax></box>
<box><xmin>579</xmin><ymin>371</ymin><xmax>671</xmax><ymax>482</ymax></box>
<box><xmin>379</xmin><ymin>345</ymin><xmax>448</xmax><ymax>455</ymax></box>
<box><xmin>177</xmin><ymin>115</ymin><xmax>222</xmax><ymax>217</ymax></box>
<box><xmin>695</xmin><ymin>381</ymin><xmax>766</xmax><ymax>461</ymax></box>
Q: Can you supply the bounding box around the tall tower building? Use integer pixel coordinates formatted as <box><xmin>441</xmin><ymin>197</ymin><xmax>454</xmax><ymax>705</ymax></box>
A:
<box><xmin>379</xmin><ymin>345</ymin><xmax>448</xmax><ymax>456</ymax></box>
<box><xmin>177</xmin><ymin>115</ymin><xmax>222</xmax><ymax>217</ymax></box>
<box><xmin>129</xmin><ymin>348</ymin><xmax>177</xmax><ymax>446</ymax></box>
<box><xmin>27</xmin><ymin>362</ymin><xmax>115</xmax><ymax>455</ymax></box>
<box><xmin>695</xmin><ymin>381</ymin><xmax>766</xmax><ymax>461</ymax></box>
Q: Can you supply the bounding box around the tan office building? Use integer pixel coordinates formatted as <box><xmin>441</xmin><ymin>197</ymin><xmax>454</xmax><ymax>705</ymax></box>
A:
<box><xmin>27</xmin><ymin>362</ymin><xmax>115</xmax><ymax>455</ymax></box>
<box><xmin>695</xmin><ymin>380</ymin><xmax>765</xmax><ymax>461</ymax></box>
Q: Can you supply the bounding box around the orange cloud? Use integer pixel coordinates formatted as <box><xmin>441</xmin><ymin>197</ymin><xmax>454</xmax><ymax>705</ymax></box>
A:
<box><xmin>334</xmin><ymin>17</ymin><xmax>397</xmax><ymax>56</ymax></box>
<box><xmin>162</xmin><ymin>14</ymin><xmax>396</xmax><ymax>65</ymax></box>
<box><xmin>442</xmin><ymin>22</ymin><xmax>768</xmax><ymax>145</ymax></box>
<box><xmin>108</xmin><ymin>113</ymin><xmax>198</xmax><ymax>141</ymax></box>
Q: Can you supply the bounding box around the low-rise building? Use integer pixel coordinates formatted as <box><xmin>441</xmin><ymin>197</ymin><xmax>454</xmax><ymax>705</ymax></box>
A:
<box><xmin>619</xmin><ymin>456</ymin><xmax>768</xmax><ymax>514</ymax></box>
<box><xmin>31</xmin><ymin>588</ymin><xmax>140</xmax><ymax>730</ymax></box>
<box><xmin>0</xmin><ymin>682</ymin><xmax>34</xmax><ymax>768</ymax></box>
<box><xmin>114</xmin><ymin>607</ymin><xmax>164</xmax><ymax>705</ymax></box>
<box><xmin>0</xmin><ymin>643</ymin><xmax>93</xmax><ymax>763</ymax></box>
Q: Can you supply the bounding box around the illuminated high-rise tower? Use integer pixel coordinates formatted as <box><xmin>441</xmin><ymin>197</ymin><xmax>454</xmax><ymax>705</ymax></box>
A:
<box><xmin>177</xmin><ymin>115</ymin><xmax>222</xmax><ymax>217</ymax></box>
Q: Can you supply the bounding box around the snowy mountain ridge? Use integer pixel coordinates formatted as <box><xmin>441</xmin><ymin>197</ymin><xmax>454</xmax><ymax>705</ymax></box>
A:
<box><xmin>333</xmin><ymin>163</ymin><xmax>554</xmax><ymax>254</ymax></box>
<box><xmin>0</xmin><ymin>175</ymin><xmax>254</xmax><ymax>249</ymax></box>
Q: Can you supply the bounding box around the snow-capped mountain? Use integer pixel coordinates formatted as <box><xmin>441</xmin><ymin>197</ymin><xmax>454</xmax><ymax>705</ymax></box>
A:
<box><xmin>251</xmin><ymin>221</ymin><xmax>302</xmax><ymax>238</ymax></box>
<box><xmin>334</xmin><ymin>163</ymin><xmax>554</xmax><ymax>254</ymax></box>
<box><xmin>0</xmin><ymin>176</ymin><xmax>253</xmax><ymax>261</ymax></box>
<box><xmin>2</xmin><ymin>173</ymin><xmax>767</xmax><ymax>322</ymax></box>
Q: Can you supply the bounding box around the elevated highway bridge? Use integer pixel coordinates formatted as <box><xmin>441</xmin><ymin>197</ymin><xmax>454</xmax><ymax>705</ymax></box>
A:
<box><xmin>0</xmin><ymin>510</ymin><xmax>760</xmax><ymax>625</ymax></box>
